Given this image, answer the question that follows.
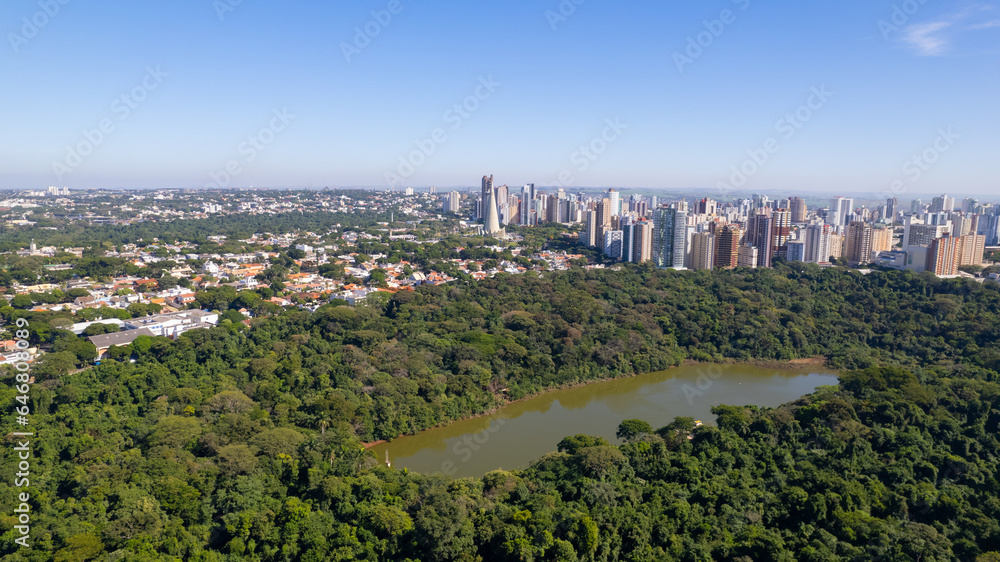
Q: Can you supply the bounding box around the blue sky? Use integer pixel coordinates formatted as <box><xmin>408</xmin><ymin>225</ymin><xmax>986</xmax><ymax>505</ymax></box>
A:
<box><xmin>2</xmin><ymin>0</ymin><xmax>998</xmax><ymax>197</ymax></box>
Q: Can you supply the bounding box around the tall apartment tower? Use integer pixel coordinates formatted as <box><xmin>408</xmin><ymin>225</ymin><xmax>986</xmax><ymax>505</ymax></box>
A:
<box><xmin>930</xmin><ymin>194</ymin><xmax>955</xmax><ymax>213</ymax></box>
<box><xmin>582</xmin><ymin>210</ymin><xmax>598</xmax><ymax>247</ymax></box>
<box><xmin>789</xmin><ymin>197</ymin><xmax>807</xmax><ymax>223</ymax></box>
<box><xmin>771</xmin><ymin>209</ymin><xmax>791</xmax><ymax>260</ymax></box>
<box><xmin>479</xmin><ymin>175</ymin><xmax>494</xmax><ymax>219</ymax></box>
<box><xmin>804</xmin><ymin>222</ymin><xmax>832</xmax><ymax>264</ymax></box>
<box><xmin>672</xmin><ymin>211</ymin><xmax>689</xmax><ymax>268</ymax></box>
<box><xmin>928</xmin><ymin>235</ymin><xmax>961</xmax><ymax>275</ymax></box>
<box><xmin>652</xmin><ymin>207</ymin><xmax>688</xmax><ymax>269</ymax></box>
<box><xmin>746</xmin><ymin>211</ymin><xmax>773</xmax><ymax>268</ymax></box>
<box><xmin>443</xmin><ymin>191</ymin><xmax>461</xmax><ymax>213</ymax></box>
<box><xmin>714</xmin><ymin>225</ymin><xmax>741</xmax><ymax>268</ymax></box>
<box><xmin>958</xmin><ymin>234</ymin><xmax>986</xmax><ymax>267</ymax></box>
<box><xmin>832</xmin><ymin>196</ymin><xmax>854</xmax><ymax>226</ymax></box>
<box><xmin>633</xmin><ymin>220</ymin><xmax>654</xmax><ymax>263</ymax></box>
<box><xmin>608</xmin><ymin>189</ymin><xmax>620</xmax><ymax>216</ymax></box>
<box><xmin>737</xmin><ymin>245</ymin><xmax>759</xmax><ymax>268</ymax></box>
<box><xmin>604</xmin><ymin>230</ymin><xmax>624</xmax><ymax>260</ymax></box>
<box><xmin>844</xmin><ymin>221</ymin><xmax>869</xmax><ymax>264</ymax></box>
<box><xmin>620</xmin><ymin>216</ymin><xmax>635</xmax><ymax>263</ymax></box>
<box><xmin>690</xmin><ymin>232</ymin><xmax>715</xmax><ymax>270</ymax></box>
<box><xmin>519</xmin><ymin>185</ymin><xmax>533</xmax><ymax>225</ymax></box>
<box><xmin>652</xmin><ymin>207</ymin><xmax>675</xmax><ymax>268</ymax></box>
<box><xmin>844</xmin><ymin>221</ymin><xmax>891</xmax><ymax>265</ymax></box>
<box><xmin>598</xmin><ymin>198</ymin><xmax>612</xmax><ymax>229</ymax></box>
<box><xmin>886</xmin><ymin>197</ymin><xmax>898</xmax><ymax>223</ymax></box>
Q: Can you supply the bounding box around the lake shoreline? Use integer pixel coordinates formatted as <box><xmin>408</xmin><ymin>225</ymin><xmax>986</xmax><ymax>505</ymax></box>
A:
<box><xmin>364</xmin><ymin>356</ymin><xmax>834</xmax><ymax>449</ymax></box>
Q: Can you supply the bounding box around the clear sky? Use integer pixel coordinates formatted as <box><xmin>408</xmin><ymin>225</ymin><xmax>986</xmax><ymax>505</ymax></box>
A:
<box><xmin>2</xmin><ymin>0</ymin><xmax>998</xmax><ymax>197</ymax></box>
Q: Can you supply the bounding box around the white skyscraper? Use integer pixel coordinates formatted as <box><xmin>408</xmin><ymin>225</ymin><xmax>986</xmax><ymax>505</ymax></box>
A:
<box><xmin>804</xmin><ymin>222</ymin><xmax>832</xmax><ymax>264</ymax></box>
<box><xmin>520</xmin><ymin>184</ymin><xmax>535</xmax><ymax>226</ymax></box>
<box><xmin>832</xmin><ymin>196</ymin><xmax>854</xmax><ymax>226</ymax></box>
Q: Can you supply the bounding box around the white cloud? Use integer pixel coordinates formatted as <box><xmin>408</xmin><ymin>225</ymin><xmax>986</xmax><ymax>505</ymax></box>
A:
<box><xmin>902</xmin><ymin>21</ymin><xmax>953</xmax><ymax>56</ymax></box>
<box><xmin>969</xmin><ymin>18</ymin><xmax>1000</xmax><ymax>29</ymax></box>
<box><xmin>899</xmin><ymin>3</ymin><xmax>1000</xmax><ymax>56</ymax></box>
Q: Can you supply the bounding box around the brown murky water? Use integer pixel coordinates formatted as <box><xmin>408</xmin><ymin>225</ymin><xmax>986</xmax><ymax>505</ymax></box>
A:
<box><xmin>370</xmin><ymin>364</ymin><xmax>838</xmax><ymax>478</ymax></box>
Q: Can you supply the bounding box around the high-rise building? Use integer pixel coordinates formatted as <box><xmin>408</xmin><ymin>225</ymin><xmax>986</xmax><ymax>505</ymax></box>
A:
<box><xmin>829</xmin><ymin>234</ymin><xmax>844</xmax><ymax>260</ymax></box>
<box><xmin>506</xmin><ymin>195</ymin><xmax>520</xmax><ymax>225</ymax></box>
<box><xmin>697</xmin><ymin>198</ymin><xmax>718</xmax><ymax>216</ymax></box>
<box><xmin>737</xmin><ymin>245</ymin><xmax>758</xmax><ymax>268</ymax></box>
<box><xmin>804</xmin><ymin>222</ymin><xmax>833</xmax><ymax>264</ymax></box>
<box><xmin>952</xmin><ymin>214</ymin><xmax>974</xmax><ymax>237</ymax></box>
<box><xmin>844</xmin><ymin>221</ymin><xmax>873</xmax><ymax>265</ymax></box>
<box><xmin>652</xmin><ymin>208</ymin><xmax>688</xmax><ymax>269</ymax></box>
<box><xmin>690</xmin><ymin>232</ymin><xmax>715</xmax><ymax>270</ymax></box>
<box><xmin>598</xmin><ymin>198</ymin><xmax>612</xmax><ymax>229</ymax></box>
<box><xmin>675</xmin><ymin>213</ymin><xmax>690</xmax><ymax>268</ymax></box>
<box><xmin>786</xmin><ymin>241</ymin><xmax>806</xmax><ymax>262</ymax></box>
<box><xmin>789</xmin><ymin>197</ymin><xmax>807</xmax><ymax>223</ymax></box>
<box><xmin>546</xmin><ymin>194</ymin><xmax>559</xmax><ymax>223</ymax></box>
<box><xmin>928</xmin><ymin>235</ymin><xmax>961</xmax><ymax>275</ymax></box>
<box><xmin>582</xmin><ymin>209</ymin><xmax>598</xmax><ymax>247</ymax></box>
<box><xmin>620</xmin><ymin>216</ymin><xmax>635</xmax><ymax>263</ymax></box>
<box><xmin>844</xmin><ymin>222</ymin><xmax>892</xmax><ymax>264</ymax></box>
<box><xmin>608</xmin><ymin>189</ymin><xmax>620</xmax><ymax>217</ymax></box>
<box><xmin>633</xmin><ymin>220</ymin><xmax>654</xmax><ymax>263</ymax></box>
<box><xmin>520</xmin><ymin>184</ymin><xmax>535</xmax><ymax>226</ymax></box>
<box><xmin>832</xmin><ymin>196</ymin><xmax>854</xmax><ymax>226</ymax></box>
<box><xmin>604</xmin><ymin>230</ymin><xmax>624</xmax><ymax>260</ymax></box>
<box><xmin>872</xmin><ymin>226</ymin><xmax>893</xmax><ymax>256</ymax></box>
<box><xmin>962</xmin><ymin>197</ymin><xmax>979</xmax><ymax>214</ymax></box>
<box><xmin>479</xmin><ymin>175</ymin><xmax>494</xmax><ymax>219</ymax></box>
<box><xmin>771</xmin><ymin>209</ymin><xmax>791</xmax><ymax>259</ymax></box>
<box><xmin>886</xmin><ymin>197</ymin><xmax>898</xmax><ymax>223</ymax></box>
<box><xmin>714</xmin><ymin>225</ymin><xmax>741</xmax><ymax>268</ymax></box>
<box><xmin>930</xmin><ymin>194</ymin><xmax>955</xmax><ymax>213</ymax></box>
<box><xmin>652</xmin><ymin>208</ymin><xmax>676</xmax><ymax>268</ymax></box>
<box><xmin>978</xmin><ymin>210</ymin><xmax>1000</xmax><ymax>245</ymax></box>
<box><xmin>958</xmin><ymin>234</ymin><xmax>986</xmax><ymax>267</ymax></box>
<box><xmin>443</xmin><ymin>191</ymin><xmax>461</xmax><ymax>213</ymax></box>
<box><xmin>905</xmin><ymin>222</ymin><xmax>948</xmax><ymax>250</ymax></box>
<box><xmin>746</xmin><ymin>211</ymin><xmax>773</xmax><ymax>268</ymax></box>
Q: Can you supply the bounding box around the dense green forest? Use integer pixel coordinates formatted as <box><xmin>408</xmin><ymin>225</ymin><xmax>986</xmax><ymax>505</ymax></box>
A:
<box><xmin>2</xmin><ymin>264</ymin><xmax>1000</xmax><ymax>560</ymax></box>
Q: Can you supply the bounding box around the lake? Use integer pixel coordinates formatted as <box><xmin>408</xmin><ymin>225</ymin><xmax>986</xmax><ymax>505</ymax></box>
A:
<box><xmin>369</xmin><ymin>363</ymin><xmax>838</xmax><ymax>478</ymax></box>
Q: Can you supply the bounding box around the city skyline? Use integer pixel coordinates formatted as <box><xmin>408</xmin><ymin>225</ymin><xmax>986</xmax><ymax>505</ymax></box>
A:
<box><xmin>2</xmin><ymin>1</ymin><xmax>998</xmax><ymax>194</ymax></box>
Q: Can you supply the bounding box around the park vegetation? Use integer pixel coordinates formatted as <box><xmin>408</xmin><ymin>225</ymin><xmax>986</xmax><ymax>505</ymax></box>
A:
<box><xmin>1</xmin><ymin>263</ymin><xmax>999</xmax><ymax>560</ymax></box>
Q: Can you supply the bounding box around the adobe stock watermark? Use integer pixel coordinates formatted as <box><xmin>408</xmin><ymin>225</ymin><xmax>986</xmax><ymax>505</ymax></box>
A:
<box><xmin>546</xmin><ymin>0</ymin><xmax>586</xmax><ymax>31</ymax></box>
<box><xmin>51</xmin><ymin>65</ymin><xmax>168</xmax><ymax>182</ymax></box>
<box><xmin>384</xmin><ymin>75</ymin><xmax>500</xmax><ymax>186</ymax></box>
<box><xmin>672</xmin><ymin>0</ymin><xmax>751</xmax><ymax>73</ymax></box>
<box><xmin>551</xmin><ymin>118</ymin><xmax>628</xmax><ymax>187</ymax></box>
<box><xmin>878</xmin><ymin>0</ymin><xmax>932</xmax><ymax>40</ymax></box>
<box><xmin>8</xmin><ymin>317</ymin><xmax>35</xmax><ymax>548</ymax></box>
<box><xmin>716</xmin><ymin>85</ymin><xmax>833</xmax><ymax>195</ymax></box>
<box><xmin>7</xmin><ymin>0</ymin><xmax>71</xmax><ymax>54</ymax></box>
<box><xmin>340</xmin><ymin>0</ymin><xmax>408</xmax><ymax>64</ymax></box>
<box><xmin>213</xmin><ymin>0</ymin><xmax>245</xmax><ymax>22</ymax></box>
<box><xmin>875</xmin><ymin>127</ymin><xmax>958</xmax><ymax>201</ymax></box>
<box><xmin>438</xmin><ymin>416</ymin><xmax>506</xmax><ymax>476</ymax></box>
<box><xmin>681</xmin><ymin>364</ymin><xmax>726</xmax><ymax>404</ymax></box>
<box><xmin>205</xmin><ymin>108</ymin><xmax>295</xmax><ymax>188</ymax></box>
